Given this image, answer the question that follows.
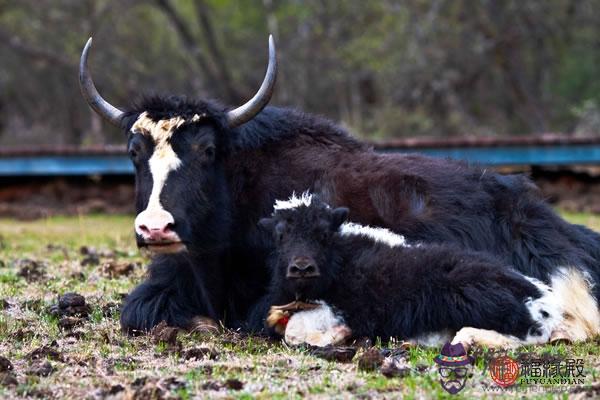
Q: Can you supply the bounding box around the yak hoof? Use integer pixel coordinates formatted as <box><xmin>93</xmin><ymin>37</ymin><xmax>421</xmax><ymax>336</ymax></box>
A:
<box><xmin>451</xmin><ymin>327</ymin><xmax>520</xmax><ymax>350</ymax></box>
<box><xmin>188</xmin><ymin>316</ymin><xmax>220</xmax><ymax>334</ymax></box>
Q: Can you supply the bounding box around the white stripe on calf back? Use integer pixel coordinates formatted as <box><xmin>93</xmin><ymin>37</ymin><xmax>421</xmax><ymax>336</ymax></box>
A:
<box><xmin>339</xmin><ymin>222</ymin><xmax>410</xmax><ymax>248</ymax></box>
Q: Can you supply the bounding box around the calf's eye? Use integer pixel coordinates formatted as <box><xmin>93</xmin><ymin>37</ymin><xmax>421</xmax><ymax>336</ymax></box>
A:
<box><xmin>205</xmin><ymin>146</ymin><xmax>215</xmax><ymax>159</ymax></box>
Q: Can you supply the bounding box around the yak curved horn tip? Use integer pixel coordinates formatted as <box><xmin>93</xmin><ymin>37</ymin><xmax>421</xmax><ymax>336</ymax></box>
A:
<box><xmin>225</xmin><ymin>35</ymin><xmax>278</xmax><ymax>128</ymax></box>
<box><xmin>79</xmin><ymin>36</ymin><xmax>124</xmax><ymax>127</ymax></box>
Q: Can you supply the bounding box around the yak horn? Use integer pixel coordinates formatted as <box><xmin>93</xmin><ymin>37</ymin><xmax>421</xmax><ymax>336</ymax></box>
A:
<box><xmin>226</xmin><ymin>35</ymin><xmax>277</xmax><ymax>128</ymax></box>
<box><xmin>79</xmin><ymin>38</ymin><xmax>125</xmax><ymax>126</ymax></box>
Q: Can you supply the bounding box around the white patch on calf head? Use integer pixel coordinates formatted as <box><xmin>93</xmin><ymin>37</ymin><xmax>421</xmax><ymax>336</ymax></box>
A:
<box><xmin>273</xmin><ymin>191</ymin><xmax>315</xmax><ymax>211</ymax></box>
<box><xmin>284</xmin><ymin>301</ymin><xmax>351</xmax><ymax>347</ymax></box>
<box><xmin>339</xmin><ymin>222</ymin><xmax>411</xmax><ymax>248</ymax></box>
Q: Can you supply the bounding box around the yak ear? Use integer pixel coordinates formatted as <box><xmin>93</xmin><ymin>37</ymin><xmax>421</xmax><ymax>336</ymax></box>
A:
<box><xmin>258</xmin><ymin>217</ymin><xmax>276</xmax><ymax>232</ymax></box>
<box><xmin>330</xmin><ymin>207</ymin><xmax>349</xmax><ymax>230</ymax></box>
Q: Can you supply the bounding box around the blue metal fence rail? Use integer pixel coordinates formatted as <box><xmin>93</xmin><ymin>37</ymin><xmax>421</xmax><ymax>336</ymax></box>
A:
<box><xmin>1</xmin><ymin>135</ymin><xmax>599</xmax><ymax>176</ymax></box>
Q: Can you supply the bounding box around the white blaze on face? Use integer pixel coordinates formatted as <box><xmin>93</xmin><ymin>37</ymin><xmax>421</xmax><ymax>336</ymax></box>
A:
<box><xmin>131</xmin><ymin>112</ymin><xmax>200</xmax><ymax>239</ymax></box>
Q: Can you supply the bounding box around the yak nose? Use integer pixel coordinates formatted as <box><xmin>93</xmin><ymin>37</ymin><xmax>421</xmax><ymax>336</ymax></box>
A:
<box><xmin>134</xmin><ymin>208</ymin><xmax>178</xmax><ymax>242</ymax></box>
<box><xmin>287</xmin><ymin>257</ymin><xmax>320</xmax><ymax>278</ymax></box>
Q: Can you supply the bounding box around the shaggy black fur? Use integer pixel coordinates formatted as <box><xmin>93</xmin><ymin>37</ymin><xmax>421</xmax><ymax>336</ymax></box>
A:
<box><xmin>258</xmin><ymin>197</ymin><xmax>544</xmax><ymax>340</ymax></box>
<box><xmin>118</xmin><ymin>94</ymin><xmax>600</xmax><ymax>333</ymax></box>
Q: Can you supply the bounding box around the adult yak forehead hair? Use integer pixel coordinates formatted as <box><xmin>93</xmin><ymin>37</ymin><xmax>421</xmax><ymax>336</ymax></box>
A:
<box><xmin>122</xmin><ymin>95</ymin><xmax>228</xmax><ymax>132</ymax></box>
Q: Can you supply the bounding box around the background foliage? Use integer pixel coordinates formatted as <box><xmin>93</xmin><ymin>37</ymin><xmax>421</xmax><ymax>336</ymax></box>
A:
<box><xmin>1</xmin><ymin>0</ymin><xmax>600</xmax><ymax>146</ymax></box>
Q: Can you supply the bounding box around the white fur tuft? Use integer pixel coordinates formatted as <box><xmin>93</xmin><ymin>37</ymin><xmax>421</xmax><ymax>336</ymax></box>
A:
<box><xmin>548</xmin><ymin>267</ymin><xmax>600</xmax><ymax>341</ymax></box>
<box><xmin>523</xmin><ymin>276</ymin><xmax>562</xmax><ymax>344</ymax></box>
<box><xmin>273</xmin><ymin>191</ymin><xmax>314</xmax><ymax>211</ymax></box>
<box><xmin>339</xmin><ymin>222</ymin><xmax>411</xmax><ymax>248</ymax></box>
<box><xmin>284</xmin><ymin>301</ymin><xmax>351</xmax><ymax>347</ymax></box>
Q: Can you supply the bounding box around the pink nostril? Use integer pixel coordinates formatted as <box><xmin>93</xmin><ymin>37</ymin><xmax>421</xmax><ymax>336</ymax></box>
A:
<box><xmin>163</xmin><ymin>223</ymin><xmax>174</xmax><ymax>233</ymax></box>
<box><xmin>138</xmin><ymin>224</ymin><xmax>150</xmax><ymax>234</ymax></box>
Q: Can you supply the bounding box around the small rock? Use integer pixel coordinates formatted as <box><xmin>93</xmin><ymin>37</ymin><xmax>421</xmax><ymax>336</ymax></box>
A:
<box><xmin>27</xmin><ymin>345</ymin><xmax>64</xmax><ymax>362</ymax></box>
<box><xmin>381</xmin><ymin>355</ymin><xmax>411</xmax><ymax>378</ymax></box>
<box><xmin>101</xmin><ymin>302</ymin><xmax>120</xmax><ymax>318</ymax></box>
<box><xmin>80</xmin><ymin>253</ymin><xmax>100</xmax><ymax>266</ymax></box>
<box><xmin>79</xmin><ymin>246</ymin><xmax>96</xmax><ymax>256</ymax></box>
<box><xmin>101</xmin><ymin>260</ymin><xmax>135</xmax><ymax>278</ymax></box>
<box><xmin>160</xmin><ymin>377</ymin><xmax>186</xmax><ymax>391</ymax></box>
<box><xmin>12</xmin><ymin>328</ymin><xmax>34</xmax><ymax>341</ymax></box>
<box><xmin>0</xmin><ymin>356</ymin><xmax>13</xmax><ymax>372</ymax></box>
<box><xmin>225</xmin><ymin>378</ymin><xmax>244</xmax><ymax>391</ymax></box>
<box><xmin>0</xmin><ymin>372</ymin><xmax>17</xmax><ymax>387</ymax></box>
<box><xmin>201</xmin><ymin>381</ymin><xmax>222</xmax><ymax>391</ymax></box>
<box><xmin>130</xmin><ymin>376</ymin><xmax>147</xmax><ymax>388</ymax></box>
<box><xmin>27</xmin><ymin>361</ymin><xmax>54</xmax><ymax>377</ymax></box>
<box><xmin>182</xmin><ymin>347</ymin><xmax>219</xmax><ymax>360</ymax></box>
<box><xmin>15</xmin><ymin>259</ymin><xmax>45</xmax><ymax>282</ymax></box>
<box><xmin>150</xmin><ymin>321</ymin><xmax>179</xmax><ymax>345</ymax></box>
<box><xmin>59</xmin><ymin>292</ymin><xmax>86</xmax><ymax>308</ymax></box>
<box><xmin>70</xmin><ymin>271</ymin><xmax>86</xmax><ymax>280</ymax></box>
<box><xmin>104</xmin><ymin>384</ymin><xmax>125</xmax><ymax>396</ymax></box>
<box><xmin>130</xmin><ymin>377</ymin><xmax>183</xmax><ymax>400</ymax></box>
<box><xmin>58</xmin><ymin>316</ymin><xmax>84</xmax><ymax>330</ymax></box>
<box><xmin>357</xmin><ymin>348</ymin><xmax>385</xmax><ymax>371</ymax></box>
<box><xmin>309</xmin><ymin>346</ymin><xmax>356</xmax><ymax>362</ymax></box>
<box><xmin>48</xmin><ymin>292</ymin><xmax>91</xmax><ymax>318</ymax></box>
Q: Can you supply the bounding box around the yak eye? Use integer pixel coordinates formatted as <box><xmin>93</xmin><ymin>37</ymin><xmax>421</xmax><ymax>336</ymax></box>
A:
<box><xmin>274</xmin><ymin>222</ymin><xmax>286</xmax><ymax>241</ymax></box>
<box><xmin>205</xmin><ymin>146</ymin><xmax>215</xmax><ymax>159</ymax></box>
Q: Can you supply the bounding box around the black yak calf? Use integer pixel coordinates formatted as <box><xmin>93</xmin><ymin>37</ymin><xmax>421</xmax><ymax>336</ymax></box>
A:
<box><xmin>259</xmin><ymin>193</ymin><xmax>590</xmax><ymax>348</ymax></box>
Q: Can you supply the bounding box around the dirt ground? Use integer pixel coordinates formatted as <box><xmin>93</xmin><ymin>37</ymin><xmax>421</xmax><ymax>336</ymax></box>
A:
<box><xmin>0</xmin><ymin>213</ymin><xmax>600</xmax><ymax>399</ymax></box>
<box><xmin>1</xmin><ymin>169</ymin><xmax>600</xmax><ymax>219</ymax></box>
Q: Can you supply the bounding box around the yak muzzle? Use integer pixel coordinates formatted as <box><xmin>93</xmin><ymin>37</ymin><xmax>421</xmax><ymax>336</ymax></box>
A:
<box><xmin>287</xmin><ymin>257</ymin><xmax>320</xmax><ymax>279</ymax></box>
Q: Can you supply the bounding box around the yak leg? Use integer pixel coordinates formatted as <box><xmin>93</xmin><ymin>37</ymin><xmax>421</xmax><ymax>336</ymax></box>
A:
<box><xmin>120</xmin><ymin>256</ymin><xmax>221</xmax><ymax>334</ymax></box>
<box><xmin>452</xmin><ymin>327</ymin><xmax>523</xmax><ymax>349</ymax></box>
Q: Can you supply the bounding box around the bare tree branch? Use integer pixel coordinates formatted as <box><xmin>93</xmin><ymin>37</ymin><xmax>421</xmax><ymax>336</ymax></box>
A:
<box><xmin>154</xmin><ymin>0</ymin><xmax>222</xmax><ymax>96</ymax></box>
<box><xmin>194</xmin><ymin>0</ymin><xmax>242</xmax><ymax>102</ymax></box>
<box><xmin>0</xmin><ymin>28</ymin><xmax>76</xmax><ymax>69</ymax></box>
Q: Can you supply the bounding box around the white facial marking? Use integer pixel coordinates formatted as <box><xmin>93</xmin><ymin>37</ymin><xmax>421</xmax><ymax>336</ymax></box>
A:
<box><xmin>339</xmin><ymin>222</ymin><xmax>411</xmax><ymax>248</ymax></box>
<box><xmin>274</xmin><ymin>191</ymin><xmax>315</xmax><ymax>211</ymax></box>
<box><xmin>131</xmin><ymin>112</ymin><xmax>200</xmax><ymax>217</ymax></box>
<box><xmin>284</xmin><ymin>301</ymin><xmax>351</xmax><ymax>347</ymax></box>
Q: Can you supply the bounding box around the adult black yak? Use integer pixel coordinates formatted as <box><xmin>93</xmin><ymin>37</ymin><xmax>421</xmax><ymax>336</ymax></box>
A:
<box><xmin>259</xmin><ymin>193</ymin><xmax>563</xmax><ymax>348</ymax></box>
<box><xmin>79</xmin><ymin>36</ymin><xmax>600</xmax><ymax>342</ymax></box>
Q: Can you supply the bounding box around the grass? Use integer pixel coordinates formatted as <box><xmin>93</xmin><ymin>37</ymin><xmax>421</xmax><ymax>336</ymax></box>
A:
<box><xmin>0</xmin><ymin>212</ymin><xmax>599</xmax><ymax>398</ymax></box>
